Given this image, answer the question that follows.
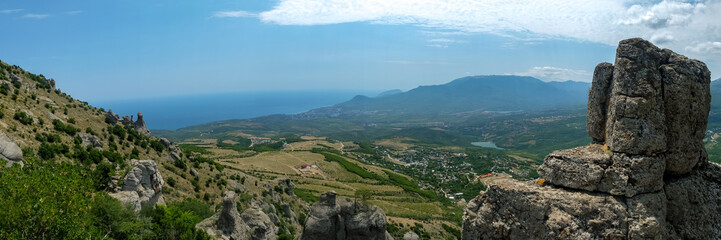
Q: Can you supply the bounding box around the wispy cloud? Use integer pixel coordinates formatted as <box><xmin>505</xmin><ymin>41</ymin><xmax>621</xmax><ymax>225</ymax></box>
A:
<box><xmin>426</xmin><ymin>38</ymin><xmax>467</xmax><ymax>48</ymax></box>
<box><xmin>383</xmin><ymin>60</ymin><xmax>455</xmax><ymax>65</ymax></box>
<box><xmin>212</xmin><ymin>11</ymin><xmax>257</xmax><ymax>18</ymax></box>
<box><xmin>515</xmin><ymin>67</ymin><xmax>592</xmax><ymax>82</ymax></box>
<box><xmin>22</xmin><ymin>13</ymin><xmax>50</xmax><ymax>19</ymax></box>
<box><xmin>65</xmin><ymin>10</ymin><xmax>83</xmax><ymax>15</ymax></box>
<box><xmin>0</xmin><ymin>9</ymin><xmax>23</xmax><ymax>14</ymax></box>
<box><xmin>254</xmin><ymin>0</ymin><xmax>721</xmax><ymax>63</ymax></box>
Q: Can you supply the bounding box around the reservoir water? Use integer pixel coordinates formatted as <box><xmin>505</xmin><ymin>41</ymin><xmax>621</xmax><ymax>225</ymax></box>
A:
<box><xmin>471</xmin><ymin>141</ymin><xmax>504</xmax><ymax>150</ymax></box>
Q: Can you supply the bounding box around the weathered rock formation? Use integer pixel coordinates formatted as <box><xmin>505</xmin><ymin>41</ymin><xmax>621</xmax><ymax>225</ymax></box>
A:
<box><xmin>79</xmin><ymin>133</ymin><xmax>103</xmax><ymax>149</ymax></box>
<box><xmin>134</xmin><ymin>112</ymin><xmax>151</xmax><ymax>136</ymax></box>
<box><xmin>463</xmin><ymin>38</ymin><xmax>719</xmax><ymax>239</ymax></box>
<box><xmin>277</xmin><ymin>178</ymin><xmax>295</xmax><ymax>196</ymax></box>
<box><xmin>196</xmin><ymin>191</ymin><xmax>278</xmax><ymax>240</ymax></box>
<box><xmin>0</xmin><ymin>133</ymin><xmax>23</xmax><ymax>167</ymax></box>
<box><xmin>109</xmin><ymin>160</ymin><xmax>165</xmax><ymax>212</ymax></box>
<box><xmin>301</xmin><ymin>191</ymin><xmax>393</xmax><ymax>240</ymax></box>
<box><xmin>105</xmin><ymin>110</ymin><xmax>120</xmax><ymax>124</ymax></box>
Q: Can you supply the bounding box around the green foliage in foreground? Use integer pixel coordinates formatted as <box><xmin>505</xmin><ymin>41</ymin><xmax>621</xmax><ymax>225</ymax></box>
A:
<box><xmin>0</xmin><ymin>163</ymin><xmax>96</xmax><ymax>239</ymax></box>
<box><xmin>0</xmin><ymin>161</ymin><xmax>212</xmax><ymax>239</ymax></box>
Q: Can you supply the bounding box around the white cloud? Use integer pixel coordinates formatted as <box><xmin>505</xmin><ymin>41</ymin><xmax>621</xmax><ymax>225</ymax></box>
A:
<box><xmin>686</xmin><ymin>41</ymin><xmax>721</xmax><ymax>54</ymax></box>
<box><xmin>383</xmin><ymin>60</ymin><xmax>455</xmax><ymax>65</ymax></box>
<box><xmin>22</xmin><ymin>13</ymin><xmax>50</xmax><ymax>19</ymax></box>
<box><xmin>212</xmin><ymin>11</ymin><xmax>257</xmax><ymax>18</ymax></box>
<box><xmin>0</xmin><ymin>9</ymin><xmax>23</xmax><ymax>14</ymax></box>
<box><xmin>515</xmin><ymin>67</ymin><xmax>592</xmax><ymax>82</ymax></box>
<box><xmin>254</xmin><ymin>0</ymin><xmax>721</xmax><ymax>65</ymax></box>
<box><xmin>65</xmin><ymin>10</ymin><xmax>83</xmax><ymax>15</ymax></box>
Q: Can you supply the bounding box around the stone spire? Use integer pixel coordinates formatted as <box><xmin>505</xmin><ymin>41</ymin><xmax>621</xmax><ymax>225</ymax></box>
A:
<box><xmin>463</xmin><ymin>38</ymin><xmax>720</xmax><ymax>239</ymax></box>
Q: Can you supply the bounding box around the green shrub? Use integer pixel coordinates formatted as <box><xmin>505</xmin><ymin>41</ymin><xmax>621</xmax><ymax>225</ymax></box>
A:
<box><xmin>13</xmin><ymin>111</ymin><xmax>32</xmax><ymax>125</ymax></box>
<box><xmin>93</xmin><ymin>161</ymin><xmax>115</xmax><ymax>190</ymax></box>
<box><xmin>167</xmin><ymin>177</ymin><xmax>176</xmax><ymax>187</ymax></box>
<box><xmin>0</xmin><ymin>163</ymin><xmax>99</xmax><ymax>239</ymax></box>
<box><xmin>53</xmin><ymin>119</ymin><xmax>79</xmax><ymax>136</ymax></box>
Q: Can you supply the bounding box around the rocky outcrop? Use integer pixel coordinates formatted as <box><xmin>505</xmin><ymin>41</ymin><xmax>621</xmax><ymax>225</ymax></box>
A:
<box><xmin>197</xmin><ymin>191</ymin><xmax>277</xmax><ymax>240</ymax></box>
<box><xmin>241</xmin><ymin>205</ymin><xmax>278</xmax><ymax>240</ymax></box>
<box><xmin>109</xmin><ymin>160</ymin><xmax>165</xmax><ymax>212</ymax></box>
<box><xmin>134</xmin><ymin>112</ymin><xmax>151</xmax><ymax>136</ymax></box>
<box><xmin>301</xmin><ymin>191</ymin><xmax>392</xmax><ymax>240</ymax></box>
<box><xmin>463</xmin><ymin>38</ymin><xmax>719</xmax><ymax>239</ymax></box>
<box><xmin>79</xmin><ymin>133</ymin><xmax>103</xmax><ymax>149</ymax></box>
<box><xmin>277</xmin><ymin>178</ymin><xmax>295</xmax><ymax>196</ymax></box>
<box><xmin>105</xmin><ymin>110</ymin><xmax>120</xmax><ymax>124</ymax></box>
<box><xmin>403</xmin><ymin>231</ymin><xmax>419</xmax><ymax>240</ymax></box>
<box><xmin>0</xmin><ymin>133</ymin><xmax>23</xmax><ymax>167</ymax></box>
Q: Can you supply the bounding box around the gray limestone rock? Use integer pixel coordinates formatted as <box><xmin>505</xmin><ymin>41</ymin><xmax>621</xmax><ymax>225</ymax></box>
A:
<box><xmin>664</xmin><ymin>163</ymin><xmax>721</xmax><ymax>239</ymax></box>
<box><xmin>463</xmin><ymin>38</ymin><xmax>718</xmax><ymax>240</ymax></box>
<box><xmin>79</xmin><ymin>133</ymin><xmax>102</xmax><ymax>148</ymax></box>
<box><xmin>301</xmin><ymin>191</ymin><xmax>391</xmax><ymax>240</ymax></box>
<box><xmin>109</xmin><ymin>160</ymin><xmax>165</xmax><ymax>212</ymax></box>
<box><xmin>660</xmin><ymin>53</ymin><xmax>711</xmax><ymax>176</ymax></box>
<box><xmin>134</xmin><ymin>112</ymin><xmax>151</xmax><ymax>136</ymax></box>
<box><xmin>598</xmin><ymin>38</ymin><xmax>709</xmax><ymax>175</ymax></box>
<box><xmin>278</xmin><ymin>178</ymin><xmax>295</xmax><ymax>196</ymax></box>
<box><xmin>0</xmin><ymin>133</ymin><xmax>23</xmax><ymax>167</ymax></box>
<box><xmin>241</xmin><ymin>205</ymin><xmax>277</xmax><ymax>240</ymax></box>
<box><xmin>197</xmin><ymin>192</ymin><xmax>285</xmax><ymax>240</ymax></box>
<box><xmin>587</xmin><ymin>62</ymin><xmax>614</xmax><ymax>143</ymax></box>
<box><xmin>462</xmin><ymin>180</ymin><xmax>666</xmax><ymax>240</ymax></box>
<box><xmin>538</xmin><ymin>145</ymin><xmax>664</xmax><ymax>197</ymax></box>
<box><xmin>105</xmin><ymin>110</ymin><xmax>119</xmax><ymax>124</ymax></box>
<box><xmin>403</xmin><ymin>231</ymin><xmax>419</xmax><ymax>240</ymax></box>
<box><xmin>160</xmin><ymin>138</ymin><xmax>172</xmax><ymax>149</ymax></box>
<box><xmin>215</xmin><ymin>191</ymin><xmax>251</xmax><ymax>240</ymax></box>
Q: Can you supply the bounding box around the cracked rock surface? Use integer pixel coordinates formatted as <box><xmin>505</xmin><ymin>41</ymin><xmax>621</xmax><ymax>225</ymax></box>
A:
<box><xmin>463</xmin><ymin>38</ymin><xmax>719</xmax><ymax>240</ymax></box>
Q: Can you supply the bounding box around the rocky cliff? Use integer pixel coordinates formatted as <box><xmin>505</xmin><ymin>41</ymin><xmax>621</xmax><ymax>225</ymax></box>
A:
<box><xmin>196</xmin><ymin>191</ymin><xmax>279</xmax><ymax>240</ymax></box>
<box><xmin>462</xmin><ymin>38</ymin><xmax>719</xmax><ymax>239</ymax></box>
<box><xmin>301</xmin><ymin>191</ymin><xmax>393</xmax><ymax>240</ymax></box>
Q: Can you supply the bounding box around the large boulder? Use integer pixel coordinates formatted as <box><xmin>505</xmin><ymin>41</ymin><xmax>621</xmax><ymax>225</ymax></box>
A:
<box><xmin>463</xmin><ymin>38</ymin><xmax>719</xmax><ymax>239</ymax></box>
<box><xmin>538</xmin><ymin>145</ymin><xmax>664</xmax><ymax>197</ymax></box>
<box><xmin>462</xmin><ymin>180</ymin><xmax>665</xmax><ymax>239</ymax></box>
<box><xmin>0</xmin><ymin>133</ymin><xmax>23</xmax><ymax>167</ymax></box>
<box><xmin>109</xmin><ymin>160</ymin><xmax>165</xmax><ymax>212</ymax></box>
<box><xmin>597</xmin><ymin>38</ymin><xmax>709</xmax><ymax>175</ymax></box>
<box><xmin>241</xmin><ymin>205</ymin><xmax>277</xmax><ymax>240</ymax></box>
<box><xmin>105</xmin><ymin>110</ymin><xmax>119</xmax><ymax>124</ymax></box>
<box><xmin>197</xmin><ymin>191</ymin><xmax>277</xmax><ymax>240</ymax></box>
<box><xmin>301</xmin><ymin>191</ymin><xmax>392</xmax><ymax>240</ymax></box>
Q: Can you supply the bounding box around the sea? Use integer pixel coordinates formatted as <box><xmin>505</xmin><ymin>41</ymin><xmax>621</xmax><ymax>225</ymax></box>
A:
<box><xmin>91</xmin><ymin>90</ymin><xmax>379</xmax><ymax>130</ymax></box>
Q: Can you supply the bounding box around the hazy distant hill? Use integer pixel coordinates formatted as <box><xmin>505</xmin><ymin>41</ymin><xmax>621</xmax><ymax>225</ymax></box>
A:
<box><xmin>375</xmin><ymin>89</ymin><xmax>403</xmax><ymax>97</ymax></box>
<box><xmin>303</xmin><ymin>75</ymin><xmax>589</xmax><ymax>117</ymax></box>
<box><xmin>156</xmin><ymin>75</ymin><xmax>594</xmax><ymax>158</ymax></box>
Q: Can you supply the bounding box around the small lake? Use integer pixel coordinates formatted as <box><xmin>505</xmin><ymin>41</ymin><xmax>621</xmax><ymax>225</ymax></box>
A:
<box><xmin>471</xmin><ymin>141</ymin><xmax>504</xmax><ymax>150</ymax></box>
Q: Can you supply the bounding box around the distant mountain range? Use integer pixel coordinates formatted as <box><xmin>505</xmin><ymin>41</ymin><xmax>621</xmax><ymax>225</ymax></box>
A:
<box><xmin>155</xmin><ymin>75</ymin><xmax>594</xmax><ymax>157</ymax></box>
<box><xmin>302</xmin><ymin>75</ymin><xmax>590</xmax><ymax>118</ymax></box>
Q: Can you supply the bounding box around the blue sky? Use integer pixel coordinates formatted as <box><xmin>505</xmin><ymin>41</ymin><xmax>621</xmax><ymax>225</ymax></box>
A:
<box><xmin>0</xmin><ymin>0</ymin><xmax>719</xmax><ymax>101</ymax></box>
